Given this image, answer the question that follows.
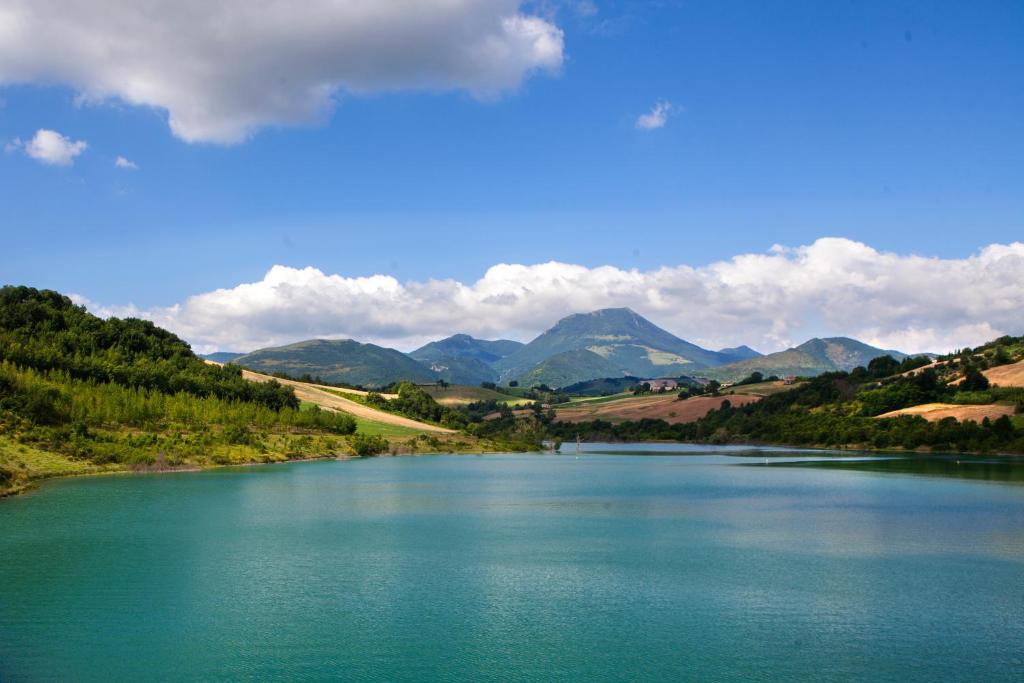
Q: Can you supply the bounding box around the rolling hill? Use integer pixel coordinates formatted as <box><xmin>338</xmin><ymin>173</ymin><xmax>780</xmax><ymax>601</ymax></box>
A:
<box><xmin>233</xmin><ymin>339</ymin><xmax>437</xmax><ymax>387</ymax></box>
<box><xmin>699</xmin><ymin>337</ymin><xmax>910</xmax><ymax>383</ymax></box>
<box><xmin>494</xmin><ymin>308</ymin><xmax>729</xmax><ymax>388</ymax></box>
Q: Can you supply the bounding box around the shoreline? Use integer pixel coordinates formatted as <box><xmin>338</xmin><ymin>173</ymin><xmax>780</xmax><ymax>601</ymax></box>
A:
<box><xmin>6</xmin><ymin>438</ymin><xmax>1019</xmax><ymax>501</ymax></box>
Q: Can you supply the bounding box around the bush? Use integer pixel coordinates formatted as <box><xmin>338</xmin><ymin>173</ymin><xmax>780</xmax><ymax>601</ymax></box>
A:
<box><xmin>349</xmin><ymin>433</ymin><xmax>389</xmax><ymax>456</ymax></box>
<box><xmin>961</xmin><ymin>369</ymin><xmax>990</xmax><ymax>392</ymax></box>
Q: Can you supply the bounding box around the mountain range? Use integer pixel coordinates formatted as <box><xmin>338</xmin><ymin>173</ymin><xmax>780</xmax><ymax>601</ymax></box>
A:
<box><xmin>210</xmin><ymin>308</ymin><xmax>917</xmax><ymax>389</ymax></box>
<box><xmin>697</xmin><ymin>337</ymin><xmax>910</xmax><ymax>383</ymax></box>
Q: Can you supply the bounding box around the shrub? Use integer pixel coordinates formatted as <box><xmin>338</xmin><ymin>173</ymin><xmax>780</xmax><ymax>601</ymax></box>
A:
<box><xmin>349</xmin><ymin>433</ymin><xmax>389</xmax><ymax>457</ymax></box>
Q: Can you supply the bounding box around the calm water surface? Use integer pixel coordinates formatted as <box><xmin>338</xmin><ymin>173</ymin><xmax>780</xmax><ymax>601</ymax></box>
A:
<box><xmin>2</xmin><ymin>444</ymin><xmax>1023</xmax><ymax>681</ymax></box>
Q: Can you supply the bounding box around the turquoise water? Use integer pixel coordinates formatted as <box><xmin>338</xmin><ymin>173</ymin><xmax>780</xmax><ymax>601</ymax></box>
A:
<box><xmin>2</xmin><ymin>445</ymin><xmax>1023</xmax><ymax>681</ymax></box>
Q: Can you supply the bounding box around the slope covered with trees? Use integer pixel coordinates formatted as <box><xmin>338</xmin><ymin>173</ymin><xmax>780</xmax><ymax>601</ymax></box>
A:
<box><xmin>0</xmin><ymin>287</ymin><xmax>364</xmax><ymax>494</ymax></box>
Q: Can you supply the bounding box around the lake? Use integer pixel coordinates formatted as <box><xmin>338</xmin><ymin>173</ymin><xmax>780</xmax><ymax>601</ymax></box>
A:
<box><xmin>2</xmin><ymin>445</ymin><xmax>1023</xmax><ymax>681</ymax></box>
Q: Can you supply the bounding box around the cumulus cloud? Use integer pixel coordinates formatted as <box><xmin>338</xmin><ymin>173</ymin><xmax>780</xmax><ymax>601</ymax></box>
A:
<box><xmin>0</xmin><ymin>1</ymin><xmax>564</xmax><ymax>144</ymax></box>
<box><xmin>78</xmin><ymin>238</ymin><xmax>1024</xmax><ymax>355</ymax></box>
<box><xmin>636</xmin><ymin>100</ymin><xmax>672</xmax><ymax>130</ymax></box>
<box><xmin>114</xmin><ymin>156</ymin><xmax>138</xmax><ymax>170</ymax></box>
<box><xmin>11</xmin><ymin>129</ymin><xmax>88</xmax><ymax>165</ymax></box>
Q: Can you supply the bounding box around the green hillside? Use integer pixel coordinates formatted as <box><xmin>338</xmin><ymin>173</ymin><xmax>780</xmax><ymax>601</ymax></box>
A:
<box><xmin>511</xmin><ymin>349</ymin><xmax>626</xmax><ymax>389</ymax></box>
<box><xmin>560</xmin><ymin>376</ymin><xmax>645</xmax><ymax>396</ymax></box>
<box><xmin>0</xmin><ymin>286</ymin><xmax>363</xmax><ymax>495</ymax></box>
<box><xmin>234</xmin><ymin>339</ymin><xmax>437</xmax><ymax>387</ymax></box>
<box><xmin>700</xmin><ymin>337</ymin><xmax>911</xmax><ymax>383</ymax></box>
<box><xmin>495</xmin><ymin>308</ymin><xmax>726</xmax><ymax>386</ymax></box>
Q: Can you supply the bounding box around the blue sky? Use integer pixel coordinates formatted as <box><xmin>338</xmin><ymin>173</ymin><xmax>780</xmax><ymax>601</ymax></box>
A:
<box><xmin>1</xmin><ymin>1</ymin><xmax>1022</xmax><ymax>352</ymax></box>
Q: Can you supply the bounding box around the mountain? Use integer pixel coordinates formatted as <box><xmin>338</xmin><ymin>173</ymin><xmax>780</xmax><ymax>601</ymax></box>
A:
<box><xmin>201</xmin><ymin>351</ymin><xmax>245</xmax><ymax>364</ymax></box>
<box><xmin>495</xmin><ymin>308</ymin><xmax>727</xmax><ymax>388</ymax></box>
<box><xmin>408</xmin><ymin>334</ymin><xmax>524</xmax><ymax>384</ymax></box>
<box><xmin>700</xmin><ymin>337</ymin><xmax>910</xmax><ymax>383</ymax></box>
<box><xmin>511</xmin><ymin>349</ymin><xmax>627</xmax><ymax>389</ymax></box>
<box><xmin>409</xmin><ymin>334</ymin><xmax>523</xmax><ymax>365</ymax></box>
<box><xmin>716</xmin><ymin>345</ymin><xmax>762</xmax><ymax>364</ymax></box>
<box><xmin>416</xmin><ymin>356</ymin><xmax>498</xmax><ymax>385</ymax></box>
<box><xmin>233</xmin><ymin>339</ymin><xmax>437</xmax><ymax>387</ymax></box>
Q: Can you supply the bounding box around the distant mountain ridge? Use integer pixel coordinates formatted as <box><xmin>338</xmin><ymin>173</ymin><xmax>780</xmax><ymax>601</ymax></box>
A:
<box><xmin>699</xmin><ymin>337</ymin><xmax>909</xmax><ymax>383</ymax></box>
<box><xmin>232</xmin><ymin>339</ymin><xmax>436</xmax><ymax>387</ymax></box>
<box><xmin>716</xmin><ymin>345</ymin><xmax>762</xmax><ymax>364</ymax></box>
<box><xmin>409</xmin><ymin>334</ymin><xmax>523</xmax><ymax>384</ymax></box>
<box><xmin>410</xmin><ymin>334</ymin><xmax>523</xmax><ymax>365</ymax></box>
<box><xmin>493</xmin><ymin>308</ymin><xmax>731</xmax><ymax>387</ymax></box>
<box><xmin>218</xmin><ymin>311</ymin><xmax>916</xmax><ymax>390</ymax></box>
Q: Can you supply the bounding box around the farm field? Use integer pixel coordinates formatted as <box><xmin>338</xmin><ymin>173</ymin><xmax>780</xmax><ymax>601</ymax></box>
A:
<box><xmin>877</xmin><ymin>403</ymin><xmax>1016</xmax><ymax>423</ymax></box>
<box><xmin>984</xmin><ymin>359</ymin><xmax>1024</xmax><ymax>388</ymax></box>
<box><xmin>556</xmin><ymin>393</ymin><xmax>761</xmax><ymax>425</ymax></box>
<box><xmin>721</xmin><ymin>380</ymin><xmax>799</xmax><ymax>397</ymax></box>
<box><xmin>238</xmin><ymin>367</ymin><xmax>452</xmax><ymax>433</ymax></box>
<box><xmin>422</xmin><ymin>384</ymin><xmax>517</xmax><ymax>405</ymax></box>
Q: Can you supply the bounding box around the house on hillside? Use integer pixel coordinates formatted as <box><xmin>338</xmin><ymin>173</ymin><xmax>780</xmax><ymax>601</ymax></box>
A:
<box><xmin>783</xmin><ymin>375</ymin><xmax>797</xmax><ymax>385</ymax></box>
<box><xmin>646</xmin><ymin>378</ymin><xmax>679</xmax><ymax>392</ymax></box>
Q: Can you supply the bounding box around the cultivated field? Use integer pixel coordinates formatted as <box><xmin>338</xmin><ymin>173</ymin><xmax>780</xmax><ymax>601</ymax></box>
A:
<box><xmin>556</xmin><ymin>393</ymin><xmax>761</xmax><ymax>425</ymax></box>
<box><xmin>238</xmin><ymin>368</ymin><xmax>453</xmax><ymax>433</ymax></box>
<box><xmin>722</xmin><ymin>380</ymin><xmax>797</xmax><ymax>397</ymax></box>
<box><xmin>877</xmin><ymin>403</ymin><xmax>1016</xmax><ymax>423</ymax></box>
<box><xmin>422</xmin><ymin>384</ymin><xmax>523</xmax><ymax>406</ymax></box>
<box><xmin>984</xmin><ymin>359</ymin><xmax>1024</xmax><ymax>388</ymax></box>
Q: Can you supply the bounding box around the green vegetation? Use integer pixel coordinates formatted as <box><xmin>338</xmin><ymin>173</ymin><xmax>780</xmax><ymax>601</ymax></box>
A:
<box><xmin>364</xmin><ymin>382</ymin><xmax>469</xmax><ymax>428</ymax></box>
<box><xmin>348</xmin><ymin>433</ymin><xmax>390</xmax><ymax>456</ymax></box>
<box><xmin>560</xmin><ymin>376</ymin><xmax>645</xmax><ymax>396</ymax></box>
<box><xmin>551</xmin><ymin>353</ymin><xmax>1024</xmax><ymax>454</ymax></box>
<box><xmin>0</xmin><ymin>286</ymin><xmax>412</xmax><ymax>494</ymax></box>
<box><xmin>0</xmin><ymin>285</ymin><xmax>297</xmax><ymax>410</ymax></box>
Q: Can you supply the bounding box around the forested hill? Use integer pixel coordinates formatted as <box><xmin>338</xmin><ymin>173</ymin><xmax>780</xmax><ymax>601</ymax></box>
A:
<box><xmin>0</xmin><ymin>286</ymin><xmax>369</xmax><ymax>495</ymax></box>
<box><xmin>0</xmin><ymin>286</ymin><xmax>295</xmax><ymax>409</ymax></box>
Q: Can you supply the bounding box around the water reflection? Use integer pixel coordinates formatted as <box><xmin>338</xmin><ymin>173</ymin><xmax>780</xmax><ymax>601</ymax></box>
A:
<box><xmin>760</xmin><ymin>455</ymin><xmax>1024</xmax><ymax>485</ymax></box>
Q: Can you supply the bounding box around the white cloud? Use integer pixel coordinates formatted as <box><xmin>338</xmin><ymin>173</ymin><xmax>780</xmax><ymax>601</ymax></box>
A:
<box><xmin>78</xmin><ymin>238</ymin><xmax>1024</xmax><ymax>355</ymax></box>
<box><xmin>0</xmin><ymin>1</ymin><xmax>564</xmax><ymax>144</ymax></box>
<box><xmin>114</xmin><ymin>156</ymin><xmax>139</xmax><ymax>170</ymax></box>
<box><xmin>13</xmin><ymin>129</ymin><xmax>88</xmax><ymax>165</ymax></box>
<box><xmin>636</xmin><ymin>100</ymin><xmax>672</xmax><ymax>130</ymax></box>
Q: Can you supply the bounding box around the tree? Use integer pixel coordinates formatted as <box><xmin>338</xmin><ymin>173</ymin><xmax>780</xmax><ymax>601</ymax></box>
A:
<box><xmin>961</xmin><ymin>369</ymin><xmax>990</xmax><ymax>392</ymax></box>
<box><xmin>867</xmin><ymin>355</ymin><xmax>900</xmax><ymax>378</ymax></box>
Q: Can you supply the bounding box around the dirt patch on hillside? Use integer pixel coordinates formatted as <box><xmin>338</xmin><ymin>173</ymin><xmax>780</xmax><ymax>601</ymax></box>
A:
<box><xmin>877</xmin><ymin>403</ymin><xmax>1016</xmax><ymax>423</ymax></box>
<box><xmin>984</xmin><ymin>360</ymin><xmax>1024</xmax><ymax>388</ymax></box>
<box><xmin>236</xmin><ymin>367</ymin><xmax>452</xmax><ymax>432</ymax></box>
<box><xmin>556</xmin><ymin>393</ymin><xmax>761</xmax><ymax>425</ymax></box>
